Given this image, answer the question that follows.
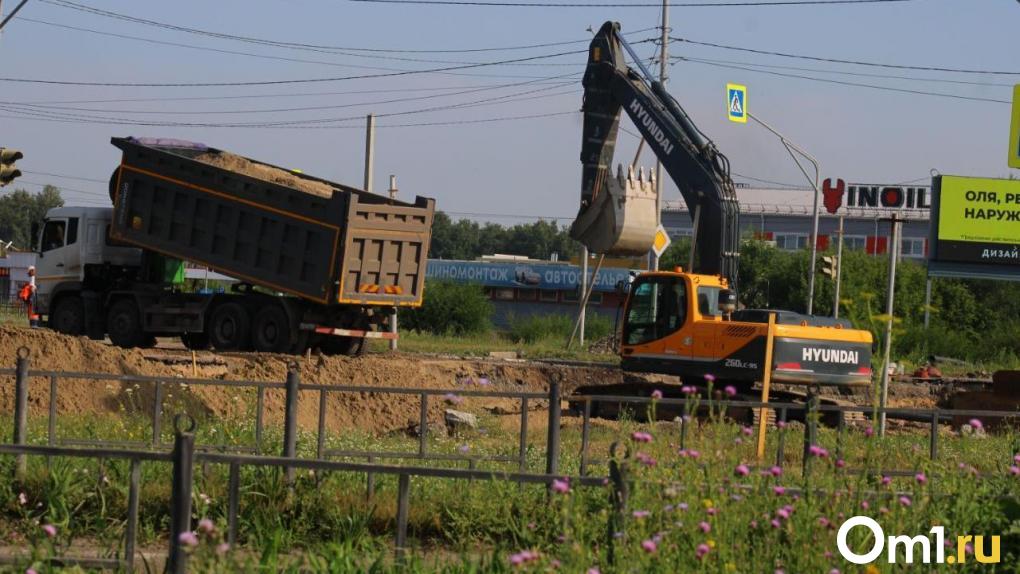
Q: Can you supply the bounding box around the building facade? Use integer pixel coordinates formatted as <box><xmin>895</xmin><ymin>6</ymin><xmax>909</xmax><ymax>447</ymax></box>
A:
<box><xmin>661</xmin><ymin>181</ymin><xmax>932</xmax><ymax>258</ymax></box>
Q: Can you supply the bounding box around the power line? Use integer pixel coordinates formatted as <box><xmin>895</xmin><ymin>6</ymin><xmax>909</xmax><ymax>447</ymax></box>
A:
<box><xmin>676</xmin><ymin>58</ymin><xmax>1011</xmax><ymax>104</ymax></box>
<box><xmin>40</xmin><ymin>0</ymin><xmax>654</xmax><ymax>54</ymax></box>
<box><xmin>673</xmin><ymin>55</ymin><xmax>1016</xmax><ymax>88</ymax></box>
<box><xmin>673</xmin><ymin>37</ymin><xmax>1020</xmax><ymax>76</ymax></box>
<box><xmin>0</xmin><ymin>49</ymin><xmax>589</xmax><ymax>88</ymax></box>
<box><xmin>350</xmin><ymin>0</ymin><xmax>911</xmax><ymax>6</ymax></box>
<box><xmin>22</xmin><ymin>170</ymin><xmax>107</xmax><ymax>183</ymax></box>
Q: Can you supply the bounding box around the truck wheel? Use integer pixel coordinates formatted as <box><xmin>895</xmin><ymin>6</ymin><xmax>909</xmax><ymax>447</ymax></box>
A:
<box><xmin>181</xmin><ymin>332</ymin><xmax>211</xmax><ymax>350</ymax></box>
<box><xmin>51</xmin><ymin>295</ymin><xmax>85</xmax><ymax>335</ymax></box>
<box><xmin>252</xmin><ymin>306</ymin><xmax>292</xmax><ymax>353</ymax></box>
<box><xmin>209</xmin><ymin>302</ymin><xmax>251</xmax><ymax>351</ymax></box>
<box><xmin>107</xmin><ymin>299</ymin><xmax>145</xmax><ymax>348</ymax></box>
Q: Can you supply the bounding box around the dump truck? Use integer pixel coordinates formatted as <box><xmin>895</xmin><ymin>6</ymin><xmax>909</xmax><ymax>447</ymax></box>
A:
<box><xmin>31</xmin><ymin>137</ymin><xmax>435</xmax><ymax>354</ymax></box>
<box><xmin>571</xmin><ymin>23</ymin><xmax>873</xmax><ymax>391</ymax></box>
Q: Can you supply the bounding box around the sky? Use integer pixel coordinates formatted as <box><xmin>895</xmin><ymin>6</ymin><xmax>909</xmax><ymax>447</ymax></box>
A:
<box><xmin>0</xmin><ymin>0</ymin><xmax>1017</xmax><ymax>226</ymax></box>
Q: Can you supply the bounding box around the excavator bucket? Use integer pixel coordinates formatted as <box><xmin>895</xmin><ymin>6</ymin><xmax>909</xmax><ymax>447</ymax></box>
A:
<box><xmin>570</xmin><ymin>164</ymin><xmax>658</xmax><ymax>256</ymax></box>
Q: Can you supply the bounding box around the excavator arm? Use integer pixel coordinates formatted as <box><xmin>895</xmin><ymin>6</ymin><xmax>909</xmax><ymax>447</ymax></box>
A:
<box><xmin>570</xmin><ymin>21</ymin><xmax>741</xmax><ymax>283</ymax></box>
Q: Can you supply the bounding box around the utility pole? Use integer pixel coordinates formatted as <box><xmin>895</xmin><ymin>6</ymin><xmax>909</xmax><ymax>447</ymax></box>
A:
<box><xmin>388</xmin><ymin>175</ymin><xmax>399</xmax><ymax>351</ymax></box>
<box><xmin>833</xmin><ymin>215</ymin><xmax>844</xmax><ymax>319</ymax></box>
<box><xmin>363</xmin><ymin>114</ymin><xmax>375</xmax><ymax>193</ymax></box>
<box><xmin>579</xmin><ymin>247</ymin><xmax>588</xmax><ymax>346</ymax></box>
<box><xmin>649</xmin><ymin>0</ymin><xmax>669</xmax><ymax>272</ymax></box>
<box><xmin>0</xmin><ymin>0</ymin><xmax>30</xmax><ymax>32</ymax></box>
<box><xmin>878</xmin><ymin>214</ymin><xmax>902</xmax><ymax>437</ymax></box>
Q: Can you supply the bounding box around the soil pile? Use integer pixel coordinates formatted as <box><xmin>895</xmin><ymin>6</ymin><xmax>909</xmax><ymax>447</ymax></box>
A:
<box><xmin>194</xmin><ymin>151</ymin><xmax>338</xmax><ymax>198</ymax></box>
<box><xmin>0</xmin><ymin>327</ymin><xmax>648</xmax><ymax>435</ymax></box>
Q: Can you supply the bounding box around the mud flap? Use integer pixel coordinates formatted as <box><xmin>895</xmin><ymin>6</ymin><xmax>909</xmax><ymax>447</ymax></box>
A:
<box><xmin>570</xmin><ymin>165</ymin><xmax>658</xmax><ymax>256</ymax></box>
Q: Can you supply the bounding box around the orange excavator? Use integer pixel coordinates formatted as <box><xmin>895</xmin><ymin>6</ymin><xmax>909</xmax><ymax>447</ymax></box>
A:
<box><xmin>570</xmin><ymin>22</ymin><xmax>873</xmax><ymax>391</ymax></box>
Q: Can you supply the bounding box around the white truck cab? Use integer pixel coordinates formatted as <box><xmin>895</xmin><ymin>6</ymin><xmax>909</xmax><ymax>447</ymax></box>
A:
<box><xmin>33</xmin><ymin>206</ymin><xmax>141</xmax><ymax>321</ymax></box>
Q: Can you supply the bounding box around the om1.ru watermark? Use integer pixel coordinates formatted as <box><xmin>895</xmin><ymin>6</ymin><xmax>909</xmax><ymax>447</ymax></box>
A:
<box><xmin>837</xmin><ymin>516</ymin><xmax>1000</xmax><ymax>565</ymax></box>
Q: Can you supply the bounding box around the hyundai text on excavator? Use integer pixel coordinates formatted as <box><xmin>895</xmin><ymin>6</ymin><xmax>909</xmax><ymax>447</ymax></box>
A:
<box><xmin>570</xmin><ymin>22</ymin><xmax>873</xmax><ymax>393</ymax></box>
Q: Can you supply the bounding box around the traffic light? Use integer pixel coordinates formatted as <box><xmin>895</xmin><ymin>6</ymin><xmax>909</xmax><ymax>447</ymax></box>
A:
<box><xmin>820</xmin><ymin>255</ymin><xmax>837</xmax><ymax>279</ymax></box>
<box><xmin>0</xmin><ymin>148</ymin><xmax>23</xmax><ymax>187</ymax></box>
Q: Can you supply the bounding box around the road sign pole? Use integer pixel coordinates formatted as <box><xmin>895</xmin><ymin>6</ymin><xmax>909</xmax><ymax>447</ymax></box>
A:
<box><xmin>878</xmin><ymin>214</ymin><xmax>902</xmax><ymax>437</ymax></box>
<box><xmin>833</xmin><ymin>215</ymin><xmax>844</xmax><ymax>319</ymax></box>
<box><xmin>650</xmin><ymin>0</ymin><xmax>670</xmax><ymax>272</ymax></box>
<box><xmin>1009</xmin><ymin>85</ymin><xmax>1020</xmax><ymax>169</ymax></box>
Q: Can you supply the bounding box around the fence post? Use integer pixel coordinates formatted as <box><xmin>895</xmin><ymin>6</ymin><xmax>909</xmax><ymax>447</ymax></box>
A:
<box><xmin>802</xmin><ymin>391</ymin><xmax>819</xmax><ymax>479</ymax></box>
<box><xmin>166</xmin><ymin>415</ymin><xmax>196</xmax><ymax>574</ymax></box>
<box><xmin>545</xmin><ymin>376</ymin><xmax>562</xmax><ymax>477</ymax></box>
<box><xmin>283</xmin><ymin>366</ymin><xmax>300</xmax><ymax>484</ymax></box>
<box><xmin>395</xmin><ymin>473</ymin><xmax>411</xmax><ymax>563</ymax></box>
<box><xmin>606</xmin><ymin>442</ymin><xmax>630</xmax><ymax>567</ymax></box>
<box><xmin>124</xmin><ymin>459</ymin><xmax>141</xmax><ymax>573</ymax></box>
<box><xmin>13</xmin><ymin>347</ymin><xmax>30</xmax><ymax>479</ymax></box>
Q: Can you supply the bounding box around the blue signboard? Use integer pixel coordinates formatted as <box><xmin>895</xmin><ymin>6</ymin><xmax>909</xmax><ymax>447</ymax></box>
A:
<box><xmin>426</xmin><ymin>260</ymin><xmax>635</xmax><ymax>293</ymax></box>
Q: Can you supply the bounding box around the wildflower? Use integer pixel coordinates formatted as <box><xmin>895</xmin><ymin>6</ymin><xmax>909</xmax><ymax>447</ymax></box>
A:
<box><xmin>478</xmin><ymin>377</ymin><xmax>492</xmax><ymax>386</ymax></box>
<box><xmin>808</xmin><ymin>444</ymin><xmax>829</xmax><ymax>458</ymax></box>
<box><xmin>42</xmin><ymin>524</ymin><xmax>56</xmax><ymax>538</ymax></box>
<box><xmin>724</xmin><ymin>385</ymin><xmax>737</xmax><ymax>397</ymax></box>
<box><xmin>734</xmin><ymin>464</ymin><xmax>750</xmax><ymax>477</ymax></box>
<box><xmin>776</xmin><ymin>508</ymin><xmax>791</xmax><ymax>520</ymax></box>
<box><xmin>864</xmin><ymin>426</ymin><xmax>874</xmax><ymax>438</ymax></box>
<box><xmin>776</xmin><ymin>420</ymin><xmax>787</xmax><ymax>429</ymax></box>
<box><xmin>651</xmin><ymin>389</ymin><xmax>663</xmax><ymax>400</ymax></box>
<box><xmin>860</xmin><ymin>501</ymin><xmax>869</xmax><ymax>510</ymax></box>
<box><xmin>879</xmin><ymin>506</ymin><xmax>890</xmax><ymax>514</ymax></box>
<box><xmin>443</xmin><ymin>393</ymin><xmax>463</xmax><ymax>405</ymax></box>
<box><xmin>1009</xmin><ymin>466</ymin><xmax>1020</xmax><ymax>476</ymax></box>
<box><xmin>829</xmin><ymin>569</ymin><xmax>841</xmax><ymax>574</ymax></box>
<box><xmin>695</xmin><ymin>543</ymin><xmax>711</xmax><ymax>559</ymax></box>
<box><xmin>699</xmin><ymin>521</ymin><xmax>711</xmax><ymax>533</ymax></box>
<box><xmin>178</xmin><ymin>531</ymin><xmax>199</xmax><ymax>547</ymax></box>
<box><xmin>898</xmin><ymin>496</ymin><xmax>912</xmax><ymax>507</ymax></box>
<box><xmin>964</xmin><ymin>543</ymin><xmax>974</xmax><ymax>555</ymax></box>
<box><xmin>769</xmin><ymin>465</ymin><xmax>783</xmax><ymax>477</ymax></box>
<box><xmin>216</xmin><ymin>542</ymin><xmax>230</xmax><ymax>555</ymax></box>
<box><xmin>835</xmin><ymin>459</ymin><xmax>846</xmax><ymax>469</ymax></box>
<box><xmin>915</xmin><ymin>472</ymin><xmax>927</xmax><ymax>484</ymax></box>
<box><xmin>633</xmin><ymin>510</ymin><xmax>651</xmax><ymax>519</ymax></box>
<box><xmin>587</xmin><ymin>569</ymin><xmax>601</xmax><ymax>574</ymax></box>
<box><xmin>458</xmin><ymin>444</ymin><xmax>471</xmax><ymax>454</ymax></box>
<box><xmin>968</xmin><ymin>418</ymin><xmax>983</xmax><ymax>430</ymax></box>
<box><xmin>741</xmin><ymin>426</ymin><xmax>753</xmax><ymax>436</ymax></box>
<box><xmin>678</xmin><ymin>503</ymin><xmax>689</xmax><ymax>511</ymax></box>
<box><xmin>26</xmin><ymin>569</ymin><xmax>38</xmax><ymax>574</ymax></box>
<box><xmin>1014</xmin><ymin>454</ymin><xmax>1020</xmax><ymax>464</ymax></box>
<box><xmin>770</xmin><ymin>519</ymin><xmax>782</xmax><ymax>529</ymax></box>
<box><xmin>198</xmin><ymin>493</ymin><xmax>212</xmax><ymax>505</ymax></box>
<box><xmin>551</xmin><ymin>560</ymin><xmax>561</xmax><ymax>569</ymax></box>
<box><xmin>681</xmin><ymin>385</ymin><xmax>697</xmax><ymax>395</ymax></box>
<box><xmin>707</xmin><ymin>507</ymin><xmax>717</xmax><ymax>516</ymax></box>
<box><xmin>750</xmin><ymin>520</ymin><xmax>758</xmax><ymax>528</ymax></box>
<box><xmin>198</xmin><ymin>518</ymin><xmax>215</xmax><ymax>534</ymax></box>
<box><xmin>775</xmin><ymin>570</ymin><xmax>785</xmax><ymax>574</ymax></box>
<box><xmin>772</xmin><ymin>486</ymin><xmax>786</xmax><ymax>496</ymax></box>
<box><xmin>881</xmin><ymin>475</ymin><xmax>892</xmax><ymax>486</ymax></box>
<box><xmin>631</xmin><ymin>431</ymin><xmax>653</xmax><ymax>443</ymax></box>
<box><xmin>635</xmin><ymin>452</ymin><xmax>657</xmax><ymax>467</ymax></box>
<box><xmin>509</xmin><ymin>550</ymin><xmax>539</xmax><ymax>566</ymax></box>
<box><xmin>641</xmin><ymin>539</ymin><xmax>657</xmax><ymax>553</ymax></box>
<box><xmin>688</xmin><ymin>450</ymin><xmax>701</xmax><ymax>459</ymax></box>
<box><xmin>818</xmin><ymin>517</ymin><xmax>831</xmax><ymax>528</ymax></box>
<box><xmin>552</xmin><ymin>478</ymin><xmax>570</xmax><ymax>494</ymax></box>
<box><xmin>17</xmin><ymin>492</ymin><xmax>27</xmax><ymax>506</ymax></box>
<box><xmin>704</xmin><ymin>374</ymin><xmax>716</xmax><ymax>383</ymax></box>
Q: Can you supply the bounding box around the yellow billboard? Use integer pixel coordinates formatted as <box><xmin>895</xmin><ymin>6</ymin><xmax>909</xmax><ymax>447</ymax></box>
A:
<box><xmin>938</xmin><ymin>176</ymin><xmax>1020</xmax><ymax>245</ymax></box>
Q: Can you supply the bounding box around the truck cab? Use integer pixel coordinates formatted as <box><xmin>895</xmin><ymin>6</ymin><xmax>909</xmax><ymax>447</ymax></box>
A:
<box><xmin>33</xmin><ymin>206</ymin><xmax>141</xmax><ymax>328</ymax></box>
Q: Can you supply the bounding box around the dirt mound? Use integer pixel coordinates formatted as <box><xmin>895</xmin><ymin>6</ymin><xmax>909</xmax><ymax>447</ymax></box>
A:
<box><xmin>0</xmin><ymin>327</ymin><xmax>650</xmax><ymax>435</ymax></box>
<box><xmin>194</xmin><ymin>151</ymin><xmax>338</xmax><ymax>198</ymax></box>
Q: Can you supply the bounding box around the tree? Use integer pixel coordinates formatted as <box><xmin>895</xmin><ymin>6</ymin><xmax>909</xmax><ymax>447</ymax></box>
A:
<box><xmin>427</xmin><ymin>211</ymin><xmax>578</xmax><ymax>261</ymax></box>
<box><xmin>0</xmin><ymin>186</ymin><xmax>64</xmax><ymax>250</ymax></box>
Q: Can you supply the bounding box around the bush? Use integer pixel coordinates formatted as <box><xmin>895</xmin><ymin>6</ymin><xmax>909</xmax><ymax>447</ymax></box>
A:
<box><xmin>400</xmin><ymin>280</ymin><xmax>492</xmax><ymax>336</ymax></box>
<box><xmin>507</xmin><ymin>313</ymin><xmax>613</xmax><ymax>344</ymax></box>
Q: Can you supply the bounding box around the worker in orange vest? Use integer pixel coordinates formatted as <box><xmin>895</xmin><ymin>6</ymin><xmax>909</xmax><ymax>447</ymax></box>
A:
<box><xmin>19</xmin><ymin>265</ymin><xmax>39</xmax><ymax>328</ymax></box>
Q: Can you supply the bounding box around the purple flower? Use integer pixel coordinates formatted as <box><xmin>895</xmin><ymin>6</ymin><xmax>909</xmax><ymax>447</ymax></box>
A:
<box><xmin>681</xmin><ymin>385</ymin><xmax>697</xmax><ymax>395</ymax></box>
<box><xmin>688</xmin><ymin>449</ymin><xmax>701</xmax><ymax>459</ymax></box>
<box><xmin>641</xmin><ymin>539</ymin><xmax>658</xmax><ymax>553</ymax></box>
<box><xmin>26</xmin><ymin>569</ymin><xmax>38</xmax><ymax>574</ymax></box>
<box><xmin>881</xmin><ymin>475</ymin><xmax>892</xmax><ymax>486</ymax></box>
<box><xmin>741</xmin><ymin>426</ymin><xmax>753</xmax><ymax>436</ymax></box>
<box><xmin>776</xmin><ymin>420</ymin><xmax>787</xmax><ymax>429</ymax></box>
<box><xmin>704</xmin><ymin>374</ymin><xmax>716</xmax><ymax>383</ymax></box>
<box><xmin>695</xmin><ymin>543</ymin><xmax>711</xmax><ymax>559</ymax></box>
<box><xmin>198</xmin><ymin>518</ymin><xmax>215</xmax><ymax>534</ymax></box>
<box><xmin>552</xmin><ymin>478</ymin><xmax>570</xmax><ymax>494</ymax></box>
<box><xmin>42</xmin><ymin>524</ymin><xmax>57</xmax><ymax>538</ymax></box>
<box><xmin>864</xmin><ymin>426</ymin><xmax>874</xmax><ymax>438</ymax></box>
<box><xmin>477</xmin><ymin>377</ymin><xmax>492</xmax><ymax>386</ymax></box>
<box><xmin>707</xmin><ymin>507</ymin><xmax>717</xmax><ymax>516</ymax></box>
<box><xmin>587</xmin><ymin>569</ymin><xmax>601</xmax><ymax>574</ymax></box>
<box><xmin>835</xmin><ymin>459</ymin><xmax>846</xmax><ymax>469</ymax></box>
<box><xmin>216</xmin><ymin>542</ymin><xmax>230</xmax><ymax>555</ymax></box>
<box><xmin>915</xmin><ymin>472</ymin><xmax>927</xmax><ymax>484</ymax></box>
<box><xmin>509</xmin><ymin>550</ymin><xmax>539</xmax><ymax>566</ymax></box>
<box><xmin>699</xmin><ymin>521</ymin><xmax>711</xmax><ymax>533</ymax></box>
<box><xmin>968</xmin><ymin>418</ymin><xmax>983</xmax><ymax>430</ymax></box>
<box><xmin>770</xmin><ymin>518</ymin><xmax>782</xmax><ymax>529</ymax></box>
<box><xmin>1014</xmin><ymin>454</ymin><xmax>1020</xmax><ymax>464</ymax></box>
<box><xmin>724</xmin><ymin>385</ymin><xmax>737</xmax><ymax>397</ymax></box>
<box><xmin>769</xmin><ymin>465</ymin><xmax>783</xmax><ymax>477</ymax></box>
<box><xmin>899</xmin><ymin>496</ymin><xmax>912</xmax><ymax>507</ymax></box>
<box><xmin>443</xmin><ymin>393</ymin><xmax>463</xmax><ymax>405</ymax></box>
<box><xmin>829</xmin><ymin>569</ymin><xmax>841</xmax><ymax>574</ymax></box>
<box><xmin>651</xmin><ymin>389</ymin><xmax>663</xmax><ymax>400</ymax></box>
<box><xmin>631</xmin><ymin>431</ymin><xmax>653</xmax><ymax>443</ymax></box>
<box><xmin>633</xmin><ymin>510</ymin><xmax>651</xmax><ymax>519</ymax></box>
<box><xmin>772</xmin><ymin>486</ymin><xmax>786</xmax><ymax>496</ymax></box>
<box><xmin>178</xmin><ymin>531</ymin><xmax>199</xmax><ymax>547</ymax></box>
<box><xmin>860</xmin><ymin>500</ymin><xmax>870</xmax><ymax>510</ymax></box>
<box><xmin>818</xmin><ymin>517</ymin><xmax>831</xmax><ymax>528</ymax></box>
<box><xmin>808</xmin><ymin>444</ymin><xmax>829</xmax><ymax>458</ymax></box>
<box><xmin>776</xmin><ymin>508</ymin><xmax>791</xmax><ymax>520</ymax></box>
<box><xmin>458</xmin><ymin>444</ymin><xmax>471</xmax><ymax>454</ymax></box>
<box><xmin>734</xmin><ymin>464</ymin><xmax>750</xmax><ymax>477</ymax></box>
<box><xmin>636</xmin><ymin>452</ymin><xmax>657</xmax><ymax>467</ymax></box>
<box><xmin>678</xmin><ymin>502</ymin><xmax>689</xmax><ymax>511</ymax></box>
<box><xmin>1009</xmin><ymin>466</ymin><xmax>1020</xmax><ymax>476</ymax></box>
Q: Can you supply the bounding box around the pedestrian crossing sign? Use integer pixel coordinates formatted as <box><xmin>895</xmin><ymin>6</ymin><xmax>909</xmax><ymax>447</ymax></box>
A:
<box><xmin>727</xmin><ymin>83</ymin><xmax>747</xmax><ymax>123</ymax></box>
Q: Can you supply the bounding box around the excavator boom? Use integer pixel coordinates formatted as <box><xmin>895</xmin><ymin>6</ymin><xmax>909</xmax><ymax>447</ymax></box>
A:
<box><xmin>571</xmin><ymin>21</ymin><xmax>740</xmax><ymax>283</ymax></box>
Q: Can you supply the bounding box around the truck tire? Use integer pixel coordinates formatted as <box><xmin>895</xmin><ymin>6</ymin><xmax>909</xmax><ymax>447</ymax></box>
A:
<box><xmin>107</xmin><ymin>299</ymin><xmax>145</xmax><ymax>348</ymax></box>
<box><xmin>50</xmin><ymin>295</ymin><xmax>85</xmax><ymax>336</ymax></box>
<box><xmin>209</xmin><ymin>302</ymin><xmax>251</xmax><ymax>351</ymax></box>
<box><xmin>252</xmin><ymin>305</ymin><xmax>292</xmax><ymax>353</ymax></box>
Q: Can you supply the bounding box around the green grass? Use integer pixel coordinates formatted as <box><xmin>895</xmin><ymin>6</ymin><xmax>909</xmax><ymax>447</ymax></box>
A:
<box><xmin>370</xmin><ymin>330</ymin><xmax>619</xmax><ymax>363</ymax></box>
<box><xmin>2</xmin><ymin>396</ymin><xmax>1019</xmax><ymax>572</ymax></box>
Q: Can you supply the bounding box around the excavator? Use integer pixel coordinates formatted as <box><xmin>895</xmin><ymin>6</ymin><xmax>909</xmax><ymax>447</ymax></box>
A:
<box><xmin>570</xmin><ymin>22</ymin><xmax>873</xmax><ymax>397</ymax></box>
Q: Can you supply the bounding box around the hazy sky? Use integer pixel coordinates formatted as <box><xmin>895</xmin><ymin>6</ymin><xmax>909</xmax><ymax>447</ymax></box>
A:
<box><xmin>0</xmin><ymin>0</ymin><xmax>1017</xmax><ymax>225</ymax></box>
